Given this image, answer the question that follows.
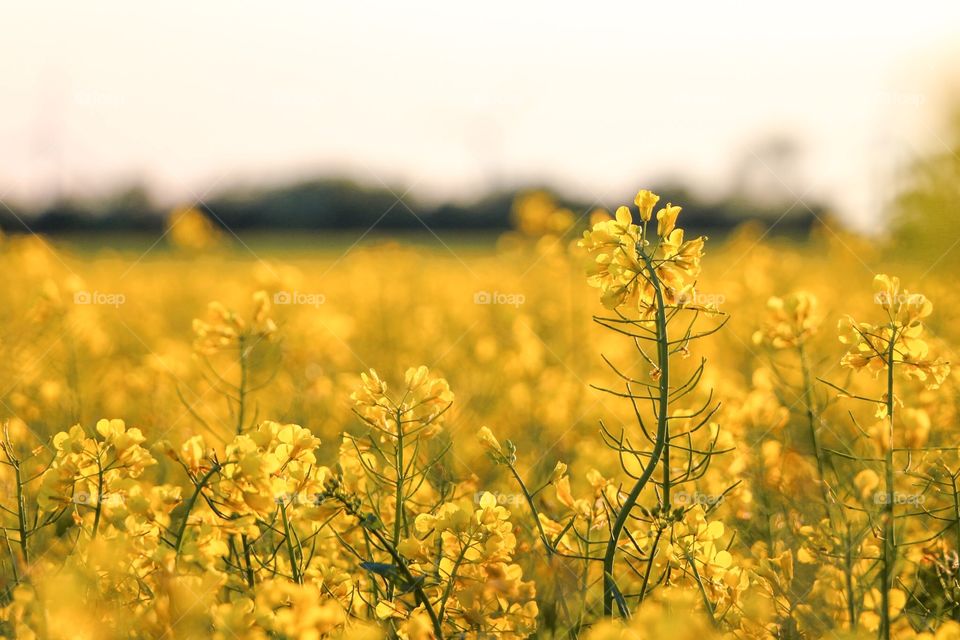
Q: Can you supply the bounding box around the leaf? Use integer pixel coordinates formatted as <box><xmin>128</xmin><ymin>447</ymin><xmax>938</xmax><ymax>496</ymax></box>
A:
<box><xmin>360</xmin><ymin>562</ymin><xmax>399</xmax><ymax>578</ymax></box>
<box><xmin>605</xmin><ymin>573</ymin><xmax>631</xmax><ymax>619</ymax></box>
<box><xmin>359</xmin><ymin>562</ymin><xmax>426</xmax><ymax>595</ymax></box>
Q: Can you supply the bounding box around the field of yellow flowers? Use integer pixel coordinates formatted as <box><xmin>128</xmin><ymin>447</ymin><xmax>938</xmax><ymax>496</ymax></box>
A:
<box><xmin>0</xmin><ymin>191</ymin><xmax>957</xmax><ymax>639</ymax></box>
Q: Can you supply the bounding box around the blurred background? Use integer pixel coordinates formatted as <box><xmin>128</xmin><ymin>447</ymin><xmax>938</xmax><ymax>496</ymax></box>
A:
<box><xmin>1</xmin><ymin>1</ymin><xmax>959</xmax><ymax>247</ymax></box>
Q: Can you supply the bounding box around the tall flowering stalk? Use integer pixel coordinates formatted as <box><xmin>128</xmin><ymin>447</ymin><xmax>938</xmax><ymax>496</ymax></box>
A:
<box><xmin>329</xmin><ymin>367</ymin><xmax>538</xmax><ymax>638</ymax></box>
<box><xmin>827</xmin><ymin>274</ymin><xmax>950</xmax><ymax>639</ymax></box>
<box><xmin>191</xmin><ymin>291</ymin><xmax>278</xmax><ymax>435</ymax></box>
<box><xmin>578</xmin><ymin>189</ymin><xmax>724</xmax><ymax>617</ymax></box>
<box><xmin>754</xmin><ymin>293</ymin><xmax>871</xmax><ymax>632</ymax></box>
<box><xmin>753</xmin><ymin>292</ymin><xmax>834</xmax><ymax>515</ymax></box>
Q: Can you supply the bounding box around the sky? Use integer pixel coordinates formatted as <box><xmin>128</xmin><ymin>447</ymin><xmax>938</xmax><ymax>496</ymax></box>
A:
<box><xmin>2</xmin><ymin>1</ymin><xmax>959</xmax><ymax>230</ymax></box>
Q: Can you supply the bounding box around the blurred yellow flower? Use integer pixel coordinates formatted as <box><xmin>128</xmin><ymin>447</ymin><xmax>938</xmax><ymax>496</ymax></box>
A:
<box><xmin>166</xmin><ymin>205</ymin><xmax>222</xmax><ymax>250</ymax></box>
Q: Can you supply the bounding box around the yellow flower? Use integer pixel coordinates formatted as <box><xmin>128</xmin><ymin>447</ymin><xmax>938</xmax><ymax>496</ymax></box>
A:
<box><xmin>549</xmin><ymin>461</ymin><xmax>567</xmax><ymax>484</ymax></box>
<box><xmin>478</xmin><ymin>426</ymin><xmax>502</xmax><ymax>455</ymax></box>
<box><xmin>839</xmin><ymin>275</ymin><xmax>950</xmax><ymax>389</ymax></box>
<box><xmin>95</xmin><ymin>418</ymin><xmax>146</xmax><ymax>453</ymax></box>
<box><xmin>656</xmin><ymin>203</ymin><xmax>681</xmax><ymax>237</ymax></box>
<box><xmin>193</xmin><ymin>292</ymin><xmax>277</xmax><ymax>355</ymax></box>
<box><xmin>753</xmin><ymin>291</ymin><xmax>821</xmax><ymax>349</ymax></box>
<box><xmin>275</xmin><ymin>422</ymin><xmax>321</xmax><ymax>463</ymax></box>
<box><xmin>351</xmin><ymin>366</ymin><xmax>453</xmax><ymax>440</ymax></box>
<box><xmin>635</xmin><ymin>189</ymin><xmax>660</xmax><ymax>222</ymax></box>
<box><xmin>166</xmin><ymin>206</ymin><xmax>222</xmax><ymax>250</ymax></box>
<box><xmin>179</xmin><ymin>435</ymin><xmax>208</xmax><ymax>473</ymax></box>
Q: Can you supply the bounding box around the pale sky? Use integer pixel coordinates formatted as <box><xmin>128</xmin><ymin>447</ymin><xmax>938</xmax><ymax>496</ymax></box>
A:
<box><xmin>2</xmin><ymin>1</ymin><xmax>959</xmax><ymax>230</ymax></box>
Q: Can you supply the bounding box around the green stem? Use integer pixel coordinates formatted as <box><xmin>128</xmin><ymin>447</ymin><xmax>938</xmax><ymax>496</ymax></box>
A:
<box><xmin>687</xmin><ymin>552</ymin><xmax>718</xmax><ymax>627</ymax></box>
<box><xmin>880</xmin><ymin>326</ymin><xmax>898</xmax><ymax>640</ymax></box>
<box><xmin>507</xmin><ymin>463</ymin><xmax>554</xmax><ymax>557</ymax></box>
<box><xmin>799</xmin><ymin>343</ymin><xmax>832</xmax><ymax>521</ymax></box>
<box><xmin>844</xmin><ymin>526</ymin><xmax>857</xmax><ymax>629</ymax></box>
<box><xmin>91</xmin><ymin>453</ymin><xmax>104</xmax><ymax>540</ymax></box>
<box><xmin>437</xmin><ymin>536</ymin><xmax>472</xmax><ymax>620</ymax></box>
<box><xmin>602</xmin><ymin>253</ymin><xmax>670</xmax><ymax>617</ymax></box>
<box><xmin>393</xmin><ymin>409</ymin><xmax>405</xmax><ymax>546</ymax></box>
<box><xmin>952</xmin><ymin>476</ymin><xmax>960</xmax><ymax>572</ymax></box>
<box><xmin>12</xmin><ymin>462</ymin><xmax>29</xmax><ymax>565</ymax></box>
<box><xmin>174</xmin><ymin>464</ymin><xmax>220</xmax><ymax>556</ymax></box>
<box><xmin>241</xmin><ymin>534</ymin><xmax>256</xmax><ymax>588</ymax></box>
<box><xmin>3</xmin><ymin>529</ymin><xmax>20</xmax><ymax>587</ymax></box>
<box><xmin>236</xmin><ymin>336</ymin><xmax>248</xmax><ymax>435</ymax></box>
<box><xmin>390</xmin><ymin>410</ymin><xmax>406</xmax><ymax>601</ymax></box>
<box><xmin>280</xmin><ymin>501</ymin><xmax>302</xmax><ymax>584</ymax></box>
<box><xmin>662</xmin><ymin>433</ymin><xmax>671</xmax><ymax>509</ymax></box>
<box><xmin>575</xmin><ymin>517</ymin><xmax>593</xmax><ymax>634</ymax></box>
<box><xmin>638</xmin><ymin>525</ymin><xmax>664</xmax><ymax>603</ymax></box>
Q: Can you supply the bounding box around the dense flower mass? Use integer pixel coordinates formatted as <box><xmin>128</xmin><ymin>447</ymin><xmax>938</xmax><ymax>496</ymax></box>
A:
<box><xmin>578</xmin><ymin>190</ymin><xmax>707</xmax><ymax>316</ymax></box>
<box><xmin>0</xmin><ymin>190</ymin><xmax>958</xmax><ymax>638</ymax></box>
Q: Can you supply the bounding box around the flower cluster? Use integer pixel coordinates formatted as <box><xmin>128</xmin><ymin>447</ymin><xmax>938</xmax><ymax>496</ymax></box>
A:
<box><xmin>753</xmin><ymin>291</ymin><xmax>821</xmax><ymax>349</ymax></box>
<box><xmin>38</xmin><ymin>418</ymin><xmax>157</xmax><ymax>515</ymax></box>
<box><xmin>578</xmin><ymin>189</ymin><xmax>707</xmax><ymax>315</ymax></box>
<box><xmin>839</xmin><ymin>274</ymin><xmax>950</xmax><ymax>388</ymax></box>
<box><xmin>351</xmin><ymin>365</ymin><xmax>454</xmax><ymax>441</ymax></box>
<box><xmin>192</xmin><ymin>290</ymin><xmax>277</xmax><ymax>355</ymax></box>
<box><xmin>382</xmin><ymin>493</ymin><xmax>540</xmax><ymax>636</ymax></box>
